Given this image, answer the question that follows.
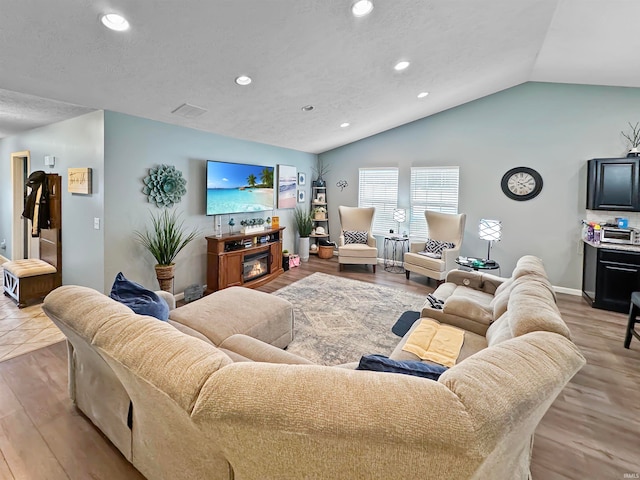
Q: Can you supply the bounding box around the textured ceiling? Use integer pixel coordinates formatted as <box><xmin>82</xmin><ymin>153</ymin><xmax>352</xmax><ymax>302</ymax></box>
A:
<box><xmin>1</xmin><ymin>0</ymin><xmax>639</xmax><ymax>154</ymax></box>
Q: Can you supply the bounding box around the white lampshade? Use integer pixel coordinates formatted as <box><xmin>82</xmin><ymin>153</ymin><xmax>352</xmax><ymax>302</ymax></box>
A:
<box><xmin>479</xmin><ymin>219</ymin><xmax>502</xmax><ymax>241</ymax></box>
<box><xmin>393</xmin><ymin>208</ymin><xmax>406</xmax><ymax>223</ymax></box>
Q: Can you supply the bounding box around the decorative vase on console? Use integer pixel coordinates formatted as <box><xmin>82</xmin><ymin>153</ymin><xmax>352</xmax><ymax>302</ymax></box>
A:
<box><xmin>621</xmin><ymin>122</ymin><xmax>640</xmax><ymax>157</ymax></box>
<box><xmin>312</xmin><ymin>158</ymin><xmax>329</xmax><ymax>188</ymax></box>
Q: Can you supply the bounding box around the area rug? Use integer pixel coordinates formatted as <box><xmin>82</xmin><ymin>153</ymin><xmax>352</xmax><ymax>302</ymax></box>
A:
<box><xmin>273</xmin><ymin>272</ymin><xmax>425</xmax><ymax>366</ymax></box>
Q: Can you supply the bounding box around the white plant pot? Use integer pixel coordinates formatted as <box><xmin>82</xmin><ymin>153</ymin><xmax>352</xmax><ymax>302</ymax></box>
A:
<box><xmin>298</xmin><ymin>237</ymin><xmax>310</xmax><ymax>262</ymax></box>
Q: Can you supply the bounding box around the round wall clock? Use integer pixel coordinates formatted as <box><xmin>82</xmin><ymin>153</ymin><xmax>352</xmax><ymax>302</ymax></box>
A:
<box><xmin>501</xmin><ymin>167</ymin><xmax>543</xmax><ymax>201</ymax></box>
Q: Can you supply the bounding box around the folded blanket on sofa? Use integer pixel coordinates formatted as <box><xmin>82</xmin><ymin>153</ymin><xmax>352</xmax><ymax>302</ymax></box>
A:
<box><xmin>401</xmin><ymin>319</ymin><xmax>465</xmax><ymax>367</ymax></box>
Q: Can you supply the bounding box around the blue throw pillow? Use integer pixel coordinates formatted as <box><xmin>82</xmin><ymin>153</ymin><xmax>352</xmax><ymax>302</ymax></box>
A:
<box><xmin>356</xmin><ymin>354</ymin><xmax>448</xmax><ymax>380</ymax></box>
<box><xmin>110</xmin><ymin>272</ymin><xmax>170</xmax><ymax>321</ymax></box>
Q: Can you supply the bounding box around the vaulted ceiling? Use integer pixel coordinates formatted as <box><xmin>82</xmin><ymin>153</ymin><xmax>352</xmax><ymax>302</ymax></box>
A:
<box><xmin>1</xmin><ymin>1</ymin><xmax>640</xmax><ymax>154</ymax></box>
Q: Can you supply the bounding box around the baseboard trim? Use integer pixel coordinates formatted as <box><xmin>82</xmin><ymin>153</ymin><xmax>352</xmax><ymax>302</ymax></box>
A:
<box><xmin>553</xmin><ymin>286</ymin><xmax>582</xmax><ymax>296</ymax></box>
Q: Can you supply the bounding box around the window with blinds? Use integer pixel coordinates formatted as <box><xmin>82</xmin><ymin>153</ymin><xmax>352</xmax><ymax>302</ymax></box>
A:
<box><xmin>409</xmin><ymin>166</ymin><xmax>460</xmax><ymax>240</ymax></box>
<box><xmin>358</xmin><ymin>168</ymin><xmax>399</xmax><ymax>236</ymax></box>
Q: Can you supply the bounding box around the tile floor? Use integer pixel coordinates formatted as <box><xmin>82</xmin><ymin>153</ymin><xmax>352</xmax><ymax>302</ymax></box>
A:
<box><xmin>0</xmin><ymin>265</ymin><xmax>65</xmax><ymax>362</ymax></box>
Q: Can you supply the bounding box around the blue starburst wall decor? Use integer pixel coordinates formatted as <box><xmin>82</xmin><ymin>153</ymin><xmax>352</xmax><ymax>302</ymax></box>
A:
<box><xmin>142</xmin><ymin>164</ymin><xmax>187</xmax><ymax>208</ymax></box>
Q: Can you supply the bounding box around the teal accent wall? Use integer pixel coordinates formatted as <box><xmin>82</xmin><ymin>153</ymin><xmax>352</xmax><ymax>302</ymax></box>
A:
<box><xmin>0</xmin><ymin>111</ymin><xmax>315</xmax><ymax>294</ymax></box>
<box><xmin>320</xmin><ymin>82</ymin><xmax>640</xmax><ymax>289</ymax></box>
<box><xmin>103</xmin><ymin>111</ymin><xmax>316</xmax><ymax>293</ymax></box>
<box><xmin>0</xmin><ymin>111</ymin><xmax>105</xmax><ymax>290</ymax></box>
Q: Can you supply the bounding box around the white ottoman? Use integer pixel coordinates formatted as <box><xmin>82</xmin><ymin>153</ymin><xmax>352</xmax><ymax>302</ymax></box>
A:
<box><xmin>168</xmin><ymin>286</ymin><xmax>294</xmax><ymax>348</ymax></box>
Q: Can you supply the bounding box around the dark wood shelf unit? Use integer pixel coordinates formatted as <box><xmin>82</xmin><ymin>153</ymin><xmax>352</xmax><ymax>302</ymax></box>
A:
<box><xmin>205</xmin><ymin>227</ymin><xmax>285</xmax><ymax>293</ymax></box>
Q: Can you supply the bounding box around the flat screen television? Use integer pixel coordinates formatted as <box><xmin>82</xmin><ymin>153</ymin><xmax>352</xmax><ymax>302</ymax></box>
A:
<box><xmin>206</xmin><ymin>160</ymin><xmax>275</xmax><ymax>216</ymax></box>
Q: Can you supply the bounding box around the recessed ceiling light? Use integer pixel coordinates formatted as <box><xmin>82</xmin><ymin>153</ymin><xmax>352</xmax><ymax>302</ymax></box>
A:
<box><xmin>235</xmin><ymin>75</ymin><xmax>252</xmax><ymax>86</ymax></box>
<box><xmin>394</xmin><ymin>61</ymin><xmax>410</xmax><ymax>71</ymax></box>
<box><xmin>340</xmin><ymin>122</ymin><xmax>350</xmax><ymax>128</ymax></box>
<box><xmin>100</xmin><ymin>13</ymin><xmax>130</xmax><ymax>31</ymax></box>
<box><xmin>301</xmin><ymin>105</ymin><xmax>314</xmax><ymax>112</ymax></box>
<box><xmin>352</xmin><ymin>0</ymin><xmax>374</xmax><ymax>17</ymax></box>
<box><xmin>418</xmin><ymin>92</ymin><xmax>429</xmax><ymax>98</ymax></box>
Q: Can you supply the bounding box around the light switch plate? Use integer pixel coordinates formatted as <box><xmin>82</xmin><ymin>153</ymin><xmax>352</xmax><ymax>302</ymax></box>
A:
<box><xmin>94</xmin><ymin>217</ymin><xmax>100</xmax><ymax>230</ymax></box>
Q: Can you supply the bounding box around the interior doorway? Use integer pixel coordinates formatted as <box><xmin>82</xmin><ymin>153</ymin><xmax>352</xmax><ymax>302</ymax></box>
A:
<box><xmin>10</xmin><ymin>150</ymin><xmax>30</xmax><ymax>260</ymax></box>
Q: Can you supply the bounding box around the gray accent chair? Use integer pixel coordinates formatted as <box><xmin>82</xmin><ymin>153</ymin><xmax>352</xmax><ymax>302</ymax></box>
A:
<box><xmin>338</xmin><ymin>206</ymin><xmax>378</xmax><ymax>273</ymax></box>
<box><xmin>404</xmin><ymin>211</ymin><xmax>466</xmax><ymax>283</ymax></box>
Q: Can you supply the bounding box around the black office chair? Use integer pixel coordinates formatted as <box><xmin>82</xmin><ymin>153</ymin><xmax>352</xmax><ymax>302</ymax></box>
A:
<box><xmin>624</xmin><ymin>292</ymin><xmax>640</xmax><ymax>349</ymax></box>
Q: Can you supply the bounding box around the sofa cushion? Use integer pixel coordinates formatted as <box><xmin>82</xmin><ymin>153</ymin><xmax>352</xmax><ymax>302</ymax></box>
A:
<box><xmin>507</xmin><ymin>281</ymin><xmax>570</xmax><ymax>339</ymax></box>
<box><xmin>356</xmin><ymin>354</ymin><xmax>447</xmax><ymax>380</ymax></box>
<box><xmin>404</xmin><ymin>251</ymin><xmax>446</xmax><ymax>272</ymax></box>
<box><xmin>443</xmin><ymin>293</ymin><xmax>494</xmax><ymax>327</ymax></box>
<box><xmin>485</xmin><ymin>312</ymin><xmax>513</xmax><ymax>346</ymax></box>
<box><xmin>109</xmin><ymin>272</ymin><xmax>169</xmax><ymax>321</ymax></box>
<box><xmin>490</xmin><ymin>278</ymin><xmax>514</xmax><ymax>320</ymax></box>
<box><xmin>391</xmin><ymin>319</ymin><xmax>487</xmax><ymax>363</ymax></box>
<box><xmin>401</xmin><ymin>319</ymin><xmax>465</xmax><ymax>367</ymax></box>
<box><xmin>343</xmin><ymin>230</ymin><xmax>368</xmax><ymax>244</ymax></box>
<box><xmin>512</xmin><ymin>255</ymin><xmax>548</xmax><ymax>280</ymax></box>
<box><xmin>338</xmin><ymin>243</ymin><xmax>378</xmax><ymax>258</ymax></box>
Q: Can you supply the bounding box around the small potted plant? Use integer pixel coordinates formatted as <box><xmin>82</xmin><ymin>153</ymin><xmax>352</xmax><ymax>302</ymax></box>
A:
<box><xmin>314</xmin><ymin>206</ymin><xmax>327</xmax><ymax>220</ymax></box>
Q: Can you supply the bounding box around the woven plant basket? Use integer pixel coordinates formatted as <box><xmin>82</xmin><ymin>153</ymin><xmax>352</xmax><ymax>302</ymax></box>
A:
<box><xmin>318</xmin><ymin>245</ymin><xmax>334</xmax><ymax>259</ymax></box>
<box><xmin>155</xmin><ymin>264</ymin><xmax>175</xmax><ymax>292</ymax></box>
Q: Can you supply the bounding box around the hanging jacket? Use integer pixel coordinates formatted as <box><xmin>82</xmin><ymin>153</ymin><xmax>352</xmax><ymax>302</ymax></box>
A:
<box><xmin>22</xmin><ymin>170</ymin><xmax>51</xmax><ymax>237</ymax></box>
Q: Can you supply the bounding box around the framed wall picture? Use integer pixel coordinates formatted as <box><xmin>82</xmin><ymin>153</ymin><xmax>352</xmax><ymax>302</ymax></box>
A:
<box><xmin>68</xmin><ymin>168</ymin><xmax>92</xmax><ymax>194</ymax></box>
<box><xmin>316</xmin><ymin>192</ymin><xmax>326</xmax><ymax>203</ymax></box>
<box><xmin>298</xmin><ymin>172</ymin><xmax>306</xmax><ymax>186</ymax></box>
<box><xmin>298</xmin><ymin>189</ymin><xmax>305</xmax><ymax>203</ymax></box>
<box><xmin>277</xmin><ymin>164</ymin><xmax>297</xmax><ymax>209</ymax></box>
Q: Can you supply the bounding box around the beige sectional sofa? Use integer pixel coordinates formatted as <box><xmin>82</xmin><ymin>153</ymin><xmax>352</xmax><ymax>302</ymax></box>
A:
<box><xmin>43</xmin><ymin>255</ymin><xmax>585</xmax><ymax>480</ymax></box>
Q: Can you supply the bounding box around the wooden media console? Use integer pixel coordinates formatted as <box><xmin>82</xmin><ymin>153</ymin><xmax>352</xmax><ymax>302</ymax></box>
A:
<box><xmin>205</xmin><ymin>227</ymin><xmax>285</xmax><ymax>293</ymax></box>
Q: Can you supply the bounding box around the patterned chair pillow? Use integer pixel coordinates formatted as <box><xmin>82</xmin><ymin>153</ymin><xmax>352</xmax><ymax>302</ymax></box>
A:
<box><xmin>344</xmin><ymin>230</ymin><xmax>369</xmax><ymax>244</ymax></box>
<box><xmin>423</xmin><ymin>238</ymin><xmax>455</xmax><ymax>256</ymax></box>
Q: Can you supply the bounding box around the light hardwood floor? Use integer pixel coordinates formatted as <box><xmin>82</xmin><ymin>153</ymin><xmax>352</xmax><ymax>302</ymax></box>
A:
<box><xmin>0</xmin><ymin>256</ymin><xmax>639</xmax><ymax>479</ymax></box>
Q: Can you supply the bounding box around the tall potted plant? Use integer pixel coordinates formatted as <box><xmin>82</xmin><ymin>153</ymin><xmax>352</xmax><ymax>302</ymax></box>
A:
<box><xmin>293</xmin><ymin>206</ymin><xmax>313</xmax><ymax>262</ymax></box>
<box><xmin>134</xmin><ymin>209</ymin><xmax>200</xmax><ymax>292</ymax></box>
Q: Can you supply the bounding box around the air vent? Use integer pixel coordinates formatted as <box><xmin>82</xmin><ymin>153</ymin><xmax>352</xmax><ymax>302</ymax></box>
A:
<box><xmin>171</xmin><ymin>103</ymin><xmax>207</xmax><ymax>119</ymax></box>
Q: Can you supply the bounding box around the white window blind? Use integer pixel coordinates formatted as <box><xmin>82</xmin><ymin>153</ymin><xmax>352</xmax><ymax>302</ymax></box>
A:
<box><xmin>358</xmin><ymin>168</ymin><xmax>399</xmax><ymax>236</ymax></box>
<box><xmin>409</xmin><ymin>166</ymin><xmax>459</xmax><ymax>240</ymax></box>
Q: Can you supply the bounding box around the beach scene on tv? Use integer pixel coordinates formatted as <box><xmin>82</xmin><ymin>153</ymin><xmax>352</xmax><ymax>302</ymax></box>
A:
<box><xmin>206</xmin><ymin>161</ymin><xmax>274</xmax><ymax>215</ymax></box>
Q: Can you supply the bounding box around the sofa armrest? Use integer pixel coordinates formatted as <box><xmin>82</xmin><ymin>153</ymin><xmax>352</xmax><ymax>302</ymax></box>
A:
<box><xmin>442</xmin><ymin>246</ymin><xmax>461</xmax><ymax>275</ymax></box>
<box><xmin>219</xmin><ymin>334</ymin><xmax>314</xmax><ymax>365</ymax></box>
<box><xmin>193</xmin><ymin>363</ymin><xmax>477</xmax><ymax>478</ymax></box>
<box><xmin>155</xmin><ymin>290</ymin><xmax>176</xmax><ymax>310</ymax></box>
<box><xmin>445</xmin><ymin>269</ymin><xmax>486</xmax><ymax>289</ymax></box>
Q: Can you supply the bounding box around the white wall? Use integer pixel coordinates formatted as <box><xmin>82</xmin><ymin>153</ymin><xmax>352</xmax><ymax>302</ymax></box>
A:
<box><xmin>0</xmin><ymin>111</ymin><xmax>105</xmax><ymax>290</ymax></box>
<box><xmin>103</xmin><ymin>111</ymin><xmax>316</xmax><ymax>293</ymax></box>
<box><xmin>320</xmin><ymin>82</ymin><xmax>640</xmax><ymax>289</ymax></box>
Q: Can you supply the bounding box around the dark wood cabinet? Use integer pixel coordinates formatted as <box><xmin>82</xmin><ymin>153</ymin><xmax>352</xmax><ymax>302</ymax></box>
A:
<box><xmin>582</xmin><ymin>242</ymin><xmax>640</xmax><ymax>312</ymax></box>
<box><xmin>587</xmin><ymin>158</ymin><xmax>640</xmax><ymax>211</ymax></box>
<box><xmin>206</xmin><ymin>227</ymin><xmax>284</xmax><ymax>293</ymax></box>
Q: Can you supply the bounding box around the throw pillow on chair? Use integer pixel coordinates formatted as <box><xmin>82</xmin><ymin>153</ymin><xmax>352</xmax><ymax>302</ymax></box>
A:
<box><xmin>344</xmin><ymin>231</ymin><xmax>368</xmax><ymax>244</ymax></box>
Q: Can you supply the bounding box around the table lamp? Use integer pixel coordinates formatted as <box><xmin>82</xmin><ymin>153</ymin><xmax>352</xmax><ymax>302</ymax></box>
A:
<box><xmin>479</xmin><ymin>219</ymin><xmax>501</xmax><ymax>261</ymax></box>
<box><xmin>393</xmin><ymin>208</ymin><xmax>406</xmax><ymax>235</ymax></box>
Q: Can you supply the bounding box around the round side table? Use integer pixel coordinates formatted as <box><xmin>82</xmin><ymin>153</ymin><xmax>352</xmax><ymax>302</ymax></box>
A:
<box><xmin>384</xmin><ymin>236</ymin><xmax>410</xmax><ymax>273</ymax></box>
